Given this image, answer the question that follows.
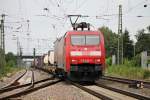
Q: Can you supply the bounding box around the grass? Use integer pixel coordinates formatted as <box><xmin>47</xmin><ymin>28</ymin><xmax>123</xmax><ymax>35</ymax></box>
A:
<box><xmin>105</xmin><ymin>65</ymin><xmax>150</xmax><ymax>81</ymax></box>
<box><xmin>0</xmin><ymin>66</ymin><xmax>23</xmax><ymax>80</ymax></box>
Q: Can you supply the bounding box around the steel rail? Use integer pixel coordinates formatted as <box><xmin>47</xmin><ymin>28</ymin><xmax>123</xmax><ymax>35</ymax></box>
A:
<box><xmin>0</xmin><ymin>77</ymin><xmax>54</xmax><ymax>94</ymax></box>
<box><xmin>0</xmin><ymin>79</ymin><xmax>61</xmax><ymax>99</ymax></box>
<box><xmin>66</xmin><ymin>80</ymin><xmax>112</xmax><ymax>100</ymax></box>
<box><xmin>29</xmin><ymin>69</ymin><xmax>35</xmax><ymax>88</ymax></box>
<box><xmin>0</xmin><ymin>69</ymin><xmax>33</xmax><ymax>94</ymax></box>
<box><xmin>95</xmin><ymin>82</ymin><xmax>150</xmax><ymax>100</ymax></box>
<box><xmin>0</xmin><ymin>69</ymin><xmax>27</xmax><ymax>89</ymax></box>
<box><xmin>102</xmin><ymin>76</ymin><xmax>150</xmax><ymax>88</ymax></box>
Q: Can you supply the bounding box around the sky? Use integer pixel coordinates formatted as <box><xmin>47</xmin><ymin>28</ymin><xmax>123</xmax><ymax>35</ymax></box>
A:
<box><xmin>0</xmin><ymin>0</ymin><xmax>150</xmax><ymax>55</ymax></box>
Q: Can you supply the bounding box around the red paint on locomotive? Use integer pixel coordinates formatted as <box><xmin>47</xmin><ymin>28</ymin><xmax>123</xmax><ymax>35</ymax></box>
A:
<box><xmin>54</xmin><ymin>30</ymin><xmax>105</xmax><ymax>81</ymax></box>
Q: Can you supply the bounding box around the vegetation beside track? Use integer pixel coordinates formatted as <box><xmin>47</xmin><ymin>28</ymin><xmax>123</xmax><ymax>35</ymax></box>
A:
<box><xmin>0</xmin><ymin>66</ymin><xmax>23</xmax><ymax>79</ymax></box>
<box><xmin>0</xmin><ymin>51</ymin><xmax>24</xmax><ymax>79</ymax></box>
<box><xmin>103</xmin><ymin>25</ymin><xmax>150</xmax><ymax>81</ymax></box>
<box><xmin>105</xmin><ymin>59</ymin><xmax>150</xmax><ymax>81</ymax></box>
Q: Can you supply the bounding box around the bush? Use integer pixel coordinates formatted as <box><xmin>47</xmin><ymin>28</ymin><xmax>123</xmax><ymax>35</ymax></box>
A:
<box><xmin>123</xmin><ymin>59</ymin><xmax>134</xmax><ymax>67</ymax></box>
<box><xmin>144</xmin><ymin>70</ymin><xmax>150</xmax><ymax>79</ymax></box>
<box><xmin>132</xmin><ymin>54</ymin><xmax>141</xmax><ymax>67</ymax></box>
<box><xmin>0</xmin><ymin>65</ymin><xmax>23</xmax><ymax>79</ymax></box>
<box><xmin>0</xmin><ymin>52</ymin><xmax>19</xmax><ymax>79</ymax></box>
<box><xmin>106</xmin><ymin>57</ymin><xmax>112</xmax><ymax>66</ymax></box>
<box><xmin>148</xmin><ymin>59</ymin><xmax>150</xmax><ymax>64</ymax></box>
<box><xmin>6</xmin><ymin>60</ymin><xmax>16</xmax><ymax>67</ymax></box>
<box><xmin>106</xmin><ymin>65</ymin><xmax>150</xmax><ymax>80</ymax></box>
<box><xmin>5</xmin><ymin>52</ymin><xmax>17</xmax><ymax>65</ymax></box>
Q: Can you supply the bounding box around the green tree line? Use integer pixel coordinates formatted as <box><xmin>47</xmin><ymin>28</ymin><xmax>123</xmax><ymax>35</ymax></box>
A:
<box><xmin>0</xmin><ymin>51</ymin><xmax>17</xmax><ymax>69</ymax></box>
<box><xmin>0</xmin><ymin>50</ymin><xmax>17</xmax><ymax>78</ymax></box>
<box><xmin>99</xmin><ymin>25</ymin><xmax>150</xmax><ymax>66</ymax></box>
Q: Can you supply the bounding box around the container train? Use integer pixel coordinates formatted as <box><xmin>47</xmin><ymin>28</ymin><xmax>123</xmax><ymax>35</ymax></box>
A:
<box><xmin>35</xmin><ymin>22</ymin><xmax>105</xmax><ymax>82</ymax></box>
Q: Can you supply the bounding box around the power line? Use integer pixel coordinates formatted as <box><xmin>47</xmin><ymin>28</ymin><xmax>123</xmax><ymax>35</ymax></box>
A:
<box><xmin>125</xmin><ymin>0</ymin><xmax>147</xmax><ymax>15</ymax></box>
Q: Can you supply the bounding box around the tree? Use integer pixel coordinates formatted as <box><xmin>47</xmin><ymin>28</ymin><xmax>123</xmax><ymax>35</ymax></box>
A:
<box><xmin>123</xmin><ymin>29</ymin><xmax>134</xmax><ymax>59</ymax></box>
<box><xmin>147</xmin><ymin>26</ymin><xmax>150</xmax><ymax>32</ymax></box>
<box><xmin>135</xmin><ymin>26</ymin><xmax>150</xmax><ymax>54</ymax></box>
<box><xmin>5</xmin><ymin>52</ymin><xmax>17</xmax><ymax>67</ymax></box>
<box><xmin>99</xmin><ymin>26</ymin><xmax>118</xmax><ymax>57</ymax></box>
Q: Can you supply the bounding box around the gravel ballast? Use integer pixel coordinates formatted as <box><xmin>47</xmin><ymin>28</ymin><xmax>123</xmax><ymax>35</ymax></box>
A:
<box><xmin>20</xmin><ymin>82</ymin><xmax>100</xmax><ymax>100</ymax></box>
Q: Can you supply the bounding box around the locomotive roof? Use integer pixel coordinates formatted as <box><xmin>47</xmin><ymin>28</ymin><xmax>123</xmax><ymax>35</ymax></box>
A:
<box><xmin>66</xmin><ymin>30</ymin><xmax>101</xmax><ymax>35</ymax></box>
<box><xmin>53</xmin><ymin>30</ymin><xmax>102</xmax><ymax>43</ymax></box>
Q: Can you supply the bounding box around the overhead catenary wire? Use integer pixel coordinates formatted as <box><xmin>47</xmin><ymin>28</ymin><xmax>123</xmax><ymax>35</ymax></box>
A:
<box><xmin>125</xmin><ymin>0</ymin><xmax>147</xmax><ymax>15</ymax></box>
<box><xmin>2</xmin><ymin>0</ymin><xmax>150</xmax><ymax>55</ymax></box>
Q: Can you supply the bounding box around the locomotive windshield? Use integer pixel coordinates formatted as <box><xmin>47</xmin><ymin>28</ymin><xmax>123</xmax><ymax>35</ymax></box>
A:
<box><xmin>71</xmin><ymin>35</ymin><xmax>100</xmax><ymax>45</ymax></box>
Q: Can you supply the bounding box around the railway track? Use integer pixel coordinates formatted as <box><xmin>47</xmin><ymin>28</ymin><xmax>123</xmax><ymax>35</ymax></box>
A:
<box><xmin>0</xmin><ymin>69</ymin><xmax>27</xmax><ymax>90</ymax></box>
<box><xmin>0</xmin><ymin>69</ymin><xmax>34</xmax><ymax>99</ymax></box>
<box><xmin>67</xmin><ymin>80</ymin><xmax>150</xmax><ymax>100</ymax></box>
<box><xmin>37</xmin><ymin>68</ymin><xmax>112</xmax><ymax>99</ymax></box>
<box><xmin>66</xmin><ymin>80</ymin><xmax>112</xmax><ymax>100</ymax></box>
<box><xmin>102</xmin><ymin>76</ymin><xmax>150</xmax><ymax>88</ymax></box>
<box><xmin>0</xmin><ymin>69</ymin><xmax>62</xmax><ymax>99</ymax></box>
<box><xmin>36</xmin><ymin>67</ymin><xmax>150</xmax><ymax>99</ymax></box>
<box><xmin>95</xmin><ymin>82</ymin><xmax>150</xmax><ymax>100</ymax></box>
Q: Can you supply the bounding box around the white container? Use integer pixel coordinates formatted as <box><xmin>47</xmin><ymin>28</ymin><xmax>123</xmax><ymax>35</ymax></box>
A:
<box><xmin>43</xmin><ymin>54</ymin><xmax>49</xmax><ymax>64</ymax></box>
<box><xmin>49</xmin><ymin>51</ymin><xmax>54</xmax><ymax>65</ymax></box>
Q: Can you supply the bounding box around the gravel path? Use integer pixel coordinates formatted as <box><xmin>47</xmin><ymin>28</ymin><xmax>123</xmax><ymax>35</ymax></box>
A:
<box><xmin>20</xmin><ymin>81</ymin><xmax>100</xmax><ymax>100</ymax></box>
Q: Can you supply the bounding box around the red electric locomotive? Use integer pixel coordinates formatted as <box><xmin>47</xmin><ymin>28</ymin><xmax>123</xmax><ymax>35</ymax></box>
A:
<box><xmin>54</xmin><ymin>20</ymin><xmax>105</xmax><ymax>82</ymax></box>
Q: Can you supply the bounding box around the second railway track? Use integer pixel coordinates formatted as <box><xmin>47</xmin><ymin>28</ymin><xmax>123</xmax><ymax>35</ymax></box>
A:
<box><xmin>36</xmin><ymin>67</ymin><xmax>150</xmax><ymax>100</ymax></box>
<box><xmin>67</xmin><ymin>80</ymin><xmax>112</xmax><ymax>100</ymax></box>
<box><xmin>0</xmin><ymin>69</ymin><xmax>62</xmax><ymax>100</ymax></box>
<box><xmin>0</xmin><ymin>69</ymin><xmax>27</xmax><ymax>90</ymax></box>
<box><xmin>95</xmin><ymin>82</ymin><xmax>150</xmax><ymax>100</ymax></box>
<box><xmin>67</xmin><ymin>80</ymin><xmax>150</xmax><ymax>100</ymax></box>
<box><xmin>102</xmin><ymin>76</ymin><xmax>150</xmax><ymax>88</ymax></box>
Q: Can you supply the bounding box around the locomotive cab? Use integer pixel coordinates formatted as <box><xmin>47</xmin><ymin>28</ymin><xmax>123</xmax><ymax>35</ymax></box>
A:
<box><xmin>54</xmin><ymin>22</ymin><xmax>105</xmax><ymax>82</ymax></box>
<box><xmin>67</xmin><ymin>31</ymin><xmax>105</xmax><ymax>81</ymax></box>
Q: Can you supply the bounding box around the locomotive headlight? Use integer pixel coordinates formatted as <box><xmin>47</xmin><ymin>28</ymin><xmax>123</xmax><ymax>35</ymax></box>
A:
<box><xmin>71</xmin><ymin>59</ymin><xmax>77</xmax><ymax>62</ymax></box>
<box><xmin>90</xmin><ymin>51</ymin><xmax>101</xmax><ymax>56</ymax></box>
<box><xmin>70</xmin><ymin>51</ymin><xmax>82</xmax><ymax>56</ymax></box>
<box><xmin>96</xmin><ymin>59</ymin><xmax>100</xmax><ymax>62</ymax></box>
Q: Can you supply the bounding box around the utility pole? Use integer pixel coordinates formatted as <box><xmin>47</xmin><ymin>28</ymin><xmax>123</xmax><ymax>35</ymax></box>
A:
<box><xmin>17</xmin><ymin>37</ymin><xmax>20</xmax><ymax>67</ymax></box>
<box><xmin>27</xmin><ymin>20</ymin><xmax>30</xmax><ymax>53</ymax></box>
<box><xmin>33</xmin><ymin>48</ymin><xmax>36</xmax><ymax>68</ymax></box>
<box><xmin>0</xmin><ymin>14</ymin><xmax>6</xmax><ymax>62</ymax></box>
<box><xmin>0</xmin><ymin>23</ymin><xmax>1</xmax><ymax>49</ymax></box>
<box><xmin>117</xmin><ymin>5</ymin><xmax>123</xmax><ymax>64</ymax></box>
<box><xmin>1</xmin><ymin>14</ymin><xmax>5</xmax><ymax>54</ymax></box>
<box><xmin>19</xmin><ymin>46</ymin><xmax>22</xmax><ymax>67</ymax></box>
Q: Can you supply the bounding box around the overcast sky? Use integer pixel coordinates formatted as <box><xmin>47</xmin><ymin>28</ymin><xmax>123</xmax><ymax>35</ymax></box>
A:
<box><xmin>0</xmin><ymin>0</ymin><xmax>150</xmax><ymax>55</ymax></box>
